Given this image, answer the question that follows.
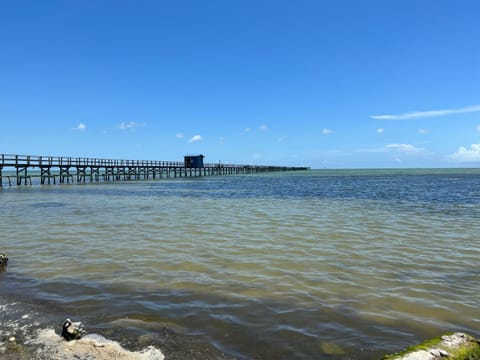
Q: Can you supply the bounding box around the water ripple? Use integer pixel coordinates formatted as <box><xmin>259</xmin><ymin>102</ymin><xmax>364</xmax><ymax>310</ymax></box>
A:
<box><xmin>1</xmin><ymin>170</ymin><xmax>479</xmax><ymax>359</ymax></box>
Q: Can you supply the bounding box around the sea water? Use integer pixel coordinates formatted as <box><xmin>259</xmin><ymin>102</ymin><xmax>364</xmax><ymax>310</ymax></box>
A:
<box><xmin>1</xmin><ymin>169</ymin><xmax>479</xmax><ymax>359</ymax></box>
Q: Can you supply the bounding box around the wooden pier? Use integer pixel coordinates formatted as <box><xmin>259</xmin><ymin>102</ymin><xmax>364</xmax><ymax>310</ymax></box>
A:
<box><xmin>0</xmin><ymin>154</ymin><xmax>309</xmax><ymax>187</ymax></box>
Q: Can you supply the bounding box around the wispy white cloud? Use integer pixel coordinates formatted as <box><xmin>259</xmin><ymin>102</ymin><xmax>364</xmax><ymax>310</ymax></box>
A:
<box><xmin>322</xmin><ymin>128</ymin><xmax>333</xmax><ymax>135</ymax></box>
<box><xmin>418</xmin><ymin>128</ymin><xmax>430</xmax><ymax>134</ymax></box>
<box><xmin>241</xmin><ymin>127</ymin><xmax>252</xmax><ymax>135</ymax></box>
<box><xmin>73</xmin><ymin>123</ymin><xmax>86</xmax><ymax>131</ymax></box>
<box><xmin>219</xmin><ymin>136</ymin><xmax>225</xmax><ymax>144</ymax></box>
<box><xmin>377</xmin><ymin>128</ymin><xmax>384</xmax><ymax>134</ymax></box>
<box><xmin>176</xmin><ymin>133</ymin><xmax>185</xmax><ymax>139</ymax></box>
<box><xmin>259</xmin><ymin>125</ymin><xmax>269</xmax><ymax>132</ymax></box>
<box><xmin>188</xmin><ymin>134</ymin><xmax>202</xmax><ymax>143</ymax></box>
<box><xmin>119</xmin><ymin>121</ymin><xmax>145</xmax><ymax>130</ymax></box>
<box><xmin>277</xmin><ymin>136</ymin><xmax>288</xmax><ymax>142</ymax></box>
<box><xmin>476</xmin><ymin>125</ymin><xmax>480</xmax><ymax>132</ymax></box>
<box><xmin>385</xmin><ymin>143</ymin><xmax>426</xmax><ymax>154</ymax></box>
<box><xmin>354</xmin><ymin>146</ymin><xmax>387</xmax><ymax>153</ymax></box>
<box><xmin>371</xmin><ymin>104</ymin><xmax>480</xmax><ymax>120</ymax></box>
<box><xmin>448</xmin><ymin>144</ymin><xmax>480</xmax><ymax>162</ymax></box>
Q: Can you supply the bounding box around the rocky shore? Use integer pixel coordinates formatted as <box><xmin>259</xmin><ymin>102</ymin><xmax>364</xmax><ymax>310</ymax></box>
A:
<box><xmin>384</xmin><ymin>332</ymin><xmax>480</xmax><ymax>360</ymax></box>
<box><xmin>0</xmin><ymin>305</ymin><xmax>165</xmax><ymax>359</ymax></box>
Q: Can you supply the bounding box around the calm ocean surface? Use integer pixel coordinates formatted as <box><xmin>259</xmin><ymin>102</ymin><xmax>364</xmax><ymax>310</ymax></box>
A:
<box><xmin>1</xmin><ymin>169</ymin><xmax>479</xmax><ymax>359</ymax></box>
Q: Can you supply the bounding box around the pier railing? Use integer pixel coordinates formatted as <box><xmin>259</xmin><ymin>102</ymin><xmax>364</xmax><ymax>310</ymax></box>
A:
<box><xmin>1</xmin><ymin>154</ymin><xmax>186</xmax><ymax>168</ymax></box>
<box><xmin>0</xmin><ymin>153</ymin><xmax>309</xmax><ymax>186</ymax></box>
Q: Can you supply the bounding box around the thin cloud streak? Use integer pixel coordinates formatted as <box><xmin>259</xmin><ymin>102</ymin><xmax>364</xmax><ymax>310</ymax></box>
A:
<box><xmin>371</xmin><ymin>104</ymin><xmax>480</xmax><ymax>120</ymax></box>
<box><xmin>73</xmin><ymin>123</ymin><xmax>86</xmax><ymax>131</ymax></box>
<box><xmin>119</xmin><ymin>121</ymin><xmax>145</xmax><ymax>130</ymax></box>
<box><xmin>385</xmin><ymin>143</ymin><xmax>426</xmax><ymax>154</ymax></box>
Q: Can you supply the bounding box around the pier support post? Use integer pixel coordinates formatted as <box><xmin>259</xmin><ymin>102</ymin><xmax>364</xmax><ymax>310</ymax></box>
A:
<box><xmin>16</xmin><ymin>166</ymin><xmax>31</xmax><ymax>185</ymax></box>
<box><xmin>59</xmin><ymin>167</ymin><xmax>73</xmax><ymax>184</ymax></box>
<box><xmin>115</xmin><ymin>167</ymin><xmax>126</xmax><ymax>181</ymax></box>
<box><xmin>104</xmin><ymin>168</ymin><xmax>115</xmax><ymax>181</ymax></box>
<box><xmin>90</xmin><ymin>168</ymin><xmax>100</xmax><ymax>182</ymax></box>
<box><xmin>40</xmin><ymin>167</ymin><xmax>56</xmax><ymax>185</ymax></box>
<box><xmin>128</xmin><ymin>167</ymin><xmax>137</xmax><ymax>180</ymax></box>
<box><xmin>76</xmin><ymin>167</ymin><xmax>92</xmax><ymax>183</ymax></box>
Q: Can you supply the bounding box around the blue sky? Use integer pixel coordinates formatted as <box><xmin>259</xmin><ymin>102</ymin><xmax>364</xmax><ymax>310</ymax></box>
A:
<box><xmin>1</xmin><ymin>0</ymin><xmax>480</xmax><ymax>168</ymax></box>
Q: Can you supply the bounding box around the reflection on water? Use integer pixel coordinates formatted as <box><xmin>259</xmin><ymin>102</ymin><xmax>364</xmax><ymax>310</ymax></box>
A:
<box><xmin>1</xmin><ymin>169</ymin><xmax>480</xmax><ymax>359</ymax></box>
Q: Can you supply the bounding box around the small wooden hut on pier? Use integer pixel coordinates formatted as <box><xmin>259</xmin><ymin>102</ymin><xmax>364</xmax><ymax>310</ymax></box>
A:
<box><xmin>184</xmin><ymin>155</ymin><xmax>205</xmax><ymax>168</ymax></box>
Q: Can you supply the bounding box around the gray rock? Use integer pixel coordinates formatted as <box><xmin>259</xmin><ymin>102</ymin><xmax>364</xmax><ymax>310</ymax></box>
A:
<box><xmin>61</xmin><ymin>319</ymin><xmax>85</xmax><ymax>341</ymax></box>
<box><xmin>0</xmin><ymin>253</ymin><xmax>8</xmax><ymax>267</ymax></box>
<box><xmin>428</xmin><ymin>348</ymin><xmax>449</xmax><ymax>357</ymax></box>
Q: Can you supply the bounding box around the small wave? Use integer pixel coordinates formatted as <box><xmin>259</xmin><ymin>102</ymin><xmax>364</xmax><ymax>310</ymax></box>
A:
<box><xmin>29</xmin><ymin>202</ymin><xmax>66</xmax><ymax>208</ymax></box>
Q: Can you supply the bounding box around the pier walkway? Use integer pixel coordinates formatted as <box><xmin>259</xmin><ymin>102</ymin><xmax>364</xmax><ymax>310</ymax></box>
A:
<box><xmin>0</xmin><ymin>154</ymin><xmax>309</xmax><ymax>186</ymax></box>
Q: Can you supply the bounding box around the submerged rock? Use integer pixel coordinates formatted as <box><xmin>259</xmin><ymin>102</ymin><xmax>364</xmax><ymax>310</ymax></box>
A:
<box><xmin>61</xmin><ymin>319</ymin><xmax>85</xmax><ymax>341</ymax></box>
<box><xmin>4</xmin><ymin>335</ymin><xmax>28</xmax><ymax>357</ymax></box>
<box><xmin>0</xmin><ymin>253</ymin><xmax>8</xmax><ymax>267</ymax></box>
<box><xmin>320</xmin><ymin>341</ymin><xmax>345</xmax><ymax>356</ymax></box>
<box><xmin>384</xmin><ymin>332</ymin><xmax>480</xmax><ymax>360</ymax></box>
